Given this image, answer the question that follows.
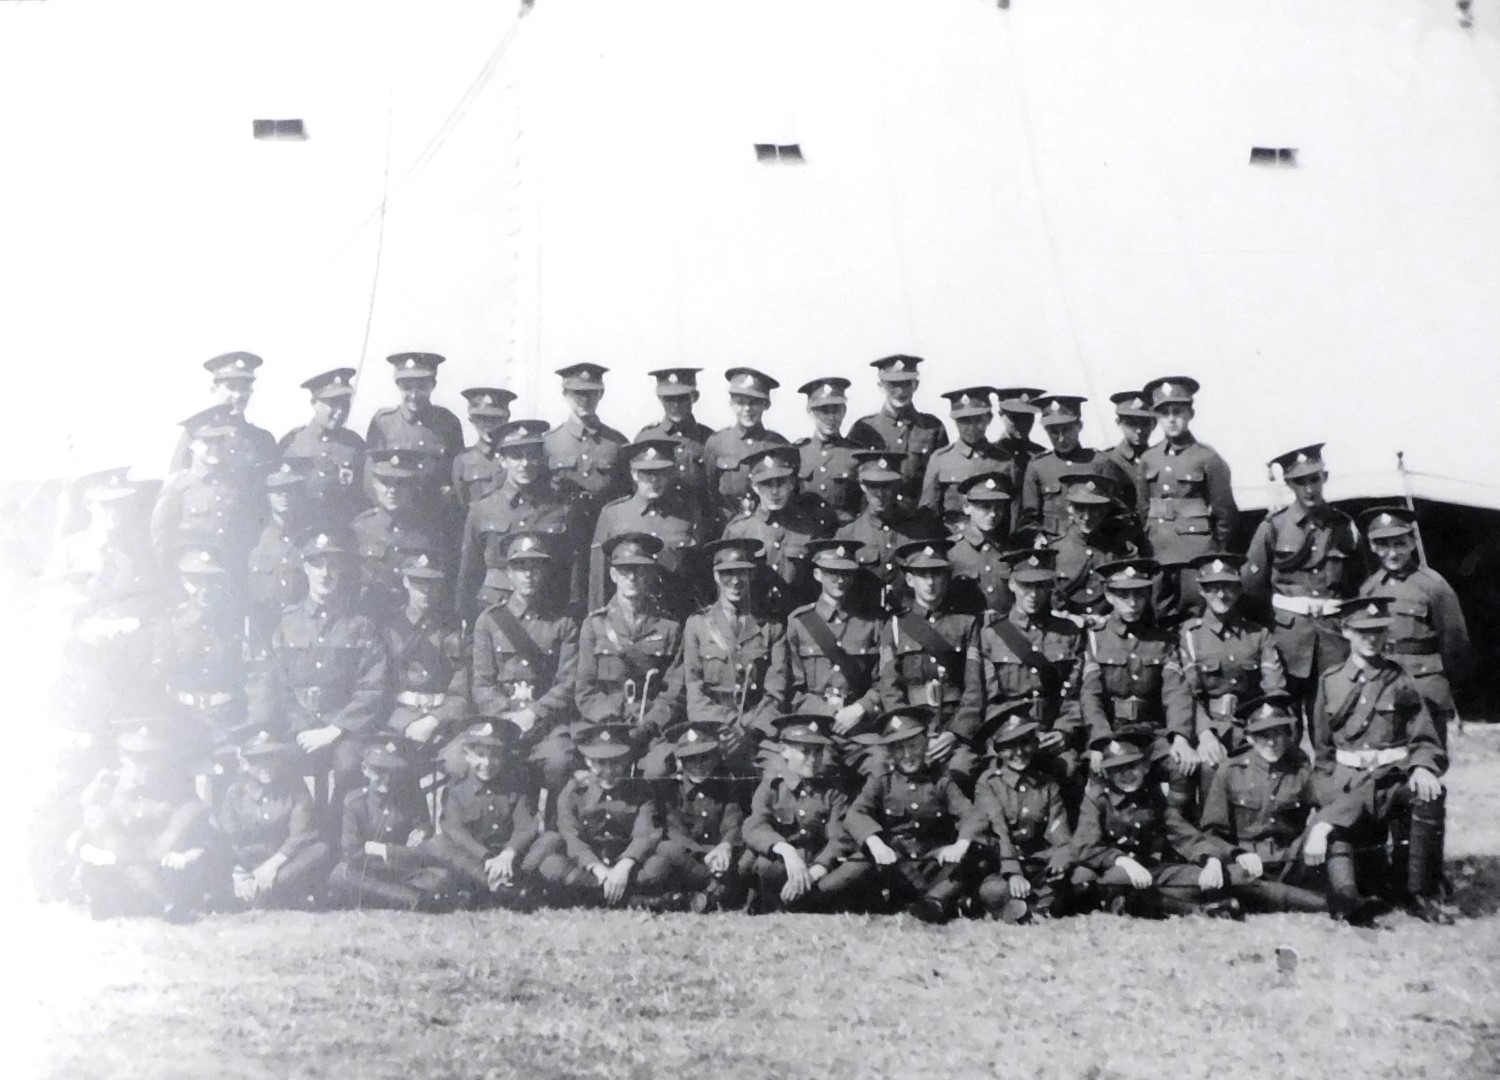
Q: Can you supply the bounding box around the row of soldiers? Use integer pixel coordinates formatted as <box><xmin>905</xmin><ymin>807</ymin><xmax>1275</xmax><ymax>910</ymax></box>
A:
<box><xmin>43</xmin><ymin>349</ymin><xmax>1471</xmax><ymax>924</ymax></box>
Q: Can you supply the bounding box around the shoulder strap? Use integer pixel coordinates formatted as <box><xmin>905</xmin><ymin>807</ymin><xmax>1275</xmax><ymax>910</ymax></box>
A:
<box><xmin>895</xmin><ymin>613</ymin><xmax>962</xmax><ymax>667</ymax></box>
<box><xmin>488</xmin><ymin>604</ymin><xmax>547</xmax><ymax>670</ymax></box>
<box><xmin>991</xmin><ymin>617</ymin><xmax>1061</xmax><ymax>689</ymax></box>
<box><xmin>795</xmin><ymin>609</ymin><xmax>860</xmax><ymax>687</ymax></box>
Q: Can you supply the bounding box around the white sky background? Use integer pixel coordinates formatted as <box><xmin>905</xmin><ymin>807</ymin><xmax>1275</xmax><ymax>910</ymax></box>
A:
<box><xmin>1</xmin><ymin>0</ymin><xmax>1499</xmax><ymax>507</ymax></box>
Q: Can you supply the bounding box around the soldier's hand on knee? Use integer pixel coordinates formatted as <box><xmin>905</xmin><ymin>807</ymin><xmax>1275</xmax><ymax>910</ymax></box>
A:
<box><xmin>233</xmin><ymin>868</ymin><xmax>256</xmax><ymax>902</ymax></box>
<box><xmin>1198</xmin><ymin>857</ymin><xmax>1224</xmax><ymax>892</ymax></box>
<box><xmin>406</xmin><ymin>828</ymin><xmax>428</xmax><ymax>847</ymax></box>
<box><xmin>297</xmin><ymin>725</ymin><xmax>343</xmax><ymax>753</ymax></box>
<box><xmin>808</xmin><ymin>864</ymin><xmax>828</xmax><ymax>884</ymax></box>
<box><xmin>833</xmin><ymin>703</ymin><xmax>866</xmax><ymax>735</ymax></box>
<box><xmin>925</xmin><ymin>731</ymin><xmax>956</xmax><ymax>763</ymax></box>
<box><xmin>1197</xmin><ymin>731</ymin><xmax>1225</xmax><ymax>768</ymax></box>
<box><xmin>705</xmin><ymin>842</ymin><xmax>732</xmax><ymax>874</ymax></box>
<box><xmin>404</xmin><ymin>714</ymin><xmax>441</xmax><ymax>744</ymax></box>
<box><xmin>161</xmin><ymin>848</ymin><xmax>203</xmax><ymax>871</ymax></box>
<box><xmin>866</xmin><ymin>836</ymin><xmax>899</xmax><ymax>866</ymax></box>
<box><xmin>1008</xmin><ymin>875</ymin><xmax>1032</xmax><ymax>900</ymax></box>
<box><xmin>252</xmin><ymin>856</ymin><xmax>284</xmax><ymax>891</ymax></box>
<box><xmin>935</xmin><ymin>840</ymin><xmax>970</xmax><ymax>866</ymax></box>
<box><xmin>1302</xmin><ymin>822</ymin><xmax>1332</xmax><ymax>866</ymax></box>
<box><xmin>1115</xmin><ymin>856</ymin><xmax>1152</xmax><ymax>889</ymax></box>
<box><xmin>603</xmin><ymin>860</ymin><xmax>634</xmax><ymax>904</ymax></box>
<box><xmin>1234</xmin><ymin>852</ymin><xmax>1263</xmax><ymax>880</ymax></box>
<box><xmin>777</xmin><ymin>846</ymin><xmax>812</xmax><ymax>900</ymax></box>
<box><xmin>486</xmin><ymin>850</ymin><xmax>516</xmax><ymax>888</ymax></box>
<box><xmin>1169</xmin><ymin>736</ymin><xmax>1198</xmax><ymax>774</ymax></box>
<box><xmin>1409</xmin><ymin>767</ymin><xmax>1443</xmax><ymax>802</ymax></box>
<box><xmin>364</xmin><ymin>841</ymin><xmax>389</xmax><ymax>862</ymax></box>
<box><xmin>590</xmin><ymin>863</ymin><xmax>611</xmax><ymax>887</ymax></box>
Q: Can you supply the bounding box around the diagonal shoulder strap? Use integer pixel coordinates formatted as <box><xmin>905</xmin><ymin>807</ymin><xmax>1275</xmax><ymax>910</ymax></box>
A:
<box><xmin>990</xmin><ymin>616</ymin><xmax>1061</xmax><ymax>690</ymax></box>
<box><xmin>795</xmin><ymin>609</ymin><xmax>859</xmax><ymax>688</ymax></box>
<box><xmin>487</xmin><ymin>603</ymin><xmax>547</xmax><ymax>671</ymax></box>
<box><xmin>895</xmin><ymin>613</ymin><xmax>962</xmax><ymax>668</ymax></box>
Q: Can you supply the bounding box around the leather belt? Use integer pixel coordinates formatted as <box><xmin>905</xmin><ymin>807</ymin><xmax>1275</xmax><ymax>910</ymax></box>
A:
<box><xmin>1209</xmin><ymin>694</ymin><xmax>1239</xmax><ymax>719</ymax></box>
<box><xmin>1336</xmin><ymin>746</ymin><xmax>1409</xmax><ymax>770</ymax></box>
<box><xmin>176</xmin><ymin>690</ymin><xmax>233</xmax><ymax>708</ymax></box>
<box><xmin>1114</xmin><ymin>698</ymin><xmax>1152</xmax><ymax>722</ymax></box>
<box><xmin>397</xmin><ymin>690</ymin><xmax>447</xmax><ymax>709</ymax></box>
<box><xmin>1272</xmin><ymin>594</ymin><xmax>1341</xmax><ymax>617</ymax></box>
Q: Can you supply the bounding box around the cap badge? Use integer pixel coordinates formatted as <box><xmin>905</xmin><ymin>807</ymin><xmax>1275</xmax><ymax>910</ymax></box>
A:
<box><xmin>985</xmin><ymin>479</ymin><xmax>996</xmax><ymax>490</ymax></box>
<box><xmin>644</xmin><ymin>448</ymin><xmax>660</xmax><ymax>461</ymax></box>
<box><xmin>403</xmin><ymin>357</ymin><xmax>418</xmax><ymax>369</ymax></box>
<box><xmin>1086</xmin><ymin>481</ymin><xmax>1097</xmax><ymax>492</ymax></box>
<box><xmin>390</xmin><ymin>453</ymin><xmax>402</xmax><ymax>467</ymax></box>
<box><xmin>1296</xmin><ymin>452</ymin><xmax>1308</xmax><ymax>464</ymax></box>
<box><xmin>416</xmin><ymin>554</ymin><xmax>430</xmax><ymax>567</ymax></box>
<box><xmin>1028</xmin><ymin>555</ymin><xmax>1040</xmax><ymax>567</ymax></box>
<box><xmin>1163</xmin><ymin>382</ymin><xmax>1178</xmax><ymax>396</ymax></box>
<box><xmin>477</xmin><ymin>723</ymin><xmax>493</xmax><ymax>737</ymax></box>
<box><xmin>734</xmin><ymin>374</ymin><xmax>754</xmax><ymax>390</ymax></box>
<box><xmin>385</xmin><ymin>741</ymin><xmax>399</xmax><ymax>754</ymax></box>
<box><xmin>685</xmin><ymin>729</ymin><xmax>699</xmax><ymax>742</ymax></box>
<box><xmin>1367</xmin><ymin>603</ymin><xmax>1380</xmax><ymax>616</ymax></box>
<box><xmin>520</xmin><ymin>536</ymin><xmax>536</xmax><ymax>551</ymax></box>
<box><xmin>822</xmin><ymin>382</ymin><xmax>834</xmax><ymax>395</ymax></box>
<box><xmin>837</xmin><ymin>546</ymin><xmax>849</xmax><ymax>558</ymax></box>
<box><xmin>234</xmin><ymin>357</ymin><xmax>247</xmax><ymax>369</ymax></box>
<box><xmin>959</xmin><ymin>394</ymin><xmax>972</xmax><ymax>406</ymax></box>
<box><xmin>599</xmin><ymin>730</ymin><xmax>612</xmax><ymax>743</ymax></box>
<box><xmin>1048</xmin><ymin>401</ymin><xmax>1063</xmax><ymax>413</ymax></box>
<box><xmin>1124</xmin><ymin>566</ymin><xmax>1138</xmax><ymax>578</ymax></box>
<box><xmin>481</xmin><ymin>394</ymin><xmax>494</xmax><ymax>406</ymax></box>
<box><xmin>315</xmin><ymin>534</ymin><xmax>330</xmax><ymax>549</ymax></box>
<box><xmin>668</xmin><ymin>373</ymin><xmax>680</xmax><ymax>384</ymax></box>
<box><xmin>923</xmin><ymin>546</ymin><xmax>934</xmax><ymax>557</ymax></box>
<box><xmin>879</xmin><ymin>458</ymin><xmax>890</xmax><ymax>469</ymax></box>
<box><xmin>1210</xmin><ymin>559</ymin><xmax>1225</xmax><ymax>573</ymax></box>
<box><xmin>334</xmin><ymin>374</ymin><xmax>347</xmax><ymax>385</ymax></box>
<box><xmin>1107</xmin><ymin>741</ymin><xmax>1124</xmax><ymax>756</ymax></box>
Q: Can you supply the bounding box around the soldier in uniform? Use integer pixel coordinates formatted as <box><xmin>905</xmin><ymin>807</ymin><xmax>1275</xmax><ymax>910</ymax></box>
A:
<box><xmin>1358</xmin><ymin>506</ymin><xmax>1471</xmax><ymax>748</ymax></box>
<box><xmin>326</xmin><ymin>740</ymin><xmax>456</xmax><ymax>912</ymax></box>
<box><xmin>544</xmin><ymin>362</ymin><xmax>629</xmax><ymax>535</ymax></box>
<box><xmin>947</xmin><ymin>472</ymin><xmax>1016</xmax><ymax>616</ymax></box>
<box><xmin>457</xmin><ymin>420</ymin><xmax>575</xmax><ymax>620</ymax></box>
<box><xmin>1079</xmin><ymin>559</ymin><xmax>1198</xmax><ymax>808</ymax></box>
<box><xmin>1020</xmin><ymin>395</ymin><xmax>1131</xmax><ymax>540</ymax></box>
<box><xmin>1179</xmin><ymin>553</ymin><xmax>1287</xmax><ymax>788</ymax></box>
<box><xmin>1135</xmin><ymin>376</ymin><xmax>1238</xmax><ymax>619</ymax></box>
<box><xmin>1103</xmin><ymin>389</ymin><xmax>1157</xmax><ymax>490</ymax></box>
<box><xmin>845</xmin><ymin>706</ymin><xmax>975</xmax><ymax>922</ymax></box>
<box><xmin>382</xmin><ymin>553</ymin><xmax>468</xmax><ymax>768</ymax></box>
<box><xmin>634</xmin><ymin>723</ymin><xmax>748</xmax><ymax>912</ymax></box>
<box><xmin>528</xmin><ymin>722</ymin><xmax>663</xmax><ymax>908</ymax></box>
<box><xmin>420</xmin><ymin>718</ymin><xmax>539</xmax><ymax>909</ymax></box>
<box><xmin>1310</xmin><ymin>596</ymin><xmax>1451</xmax><ymax>923</ymax></box>
<box><xmin>635</xmin><ymin>368</ymin><xmax>714</xmax><ymax>517</ymax></box>
<box><xmin>364</xmin><ymin>352</ymin><xmax>465</xmax><ymax>500</ymax></box>
<box><xmin>919</xmin><ymin>387</ymin><xmax>1015</xmax><ymax>534</ymax></box>
<box><xmin>277</xmin><ymin>367</ymin><xmax>366</xmax><ymax>528</ymax></box>
<box><xmin>954</xmin><ymin>548</ymin><xmax>1086</xmax><ymax>793</ymax></box>
<box><xmin>1068</xmin><ymin>731</ymin><xmax>1238</xmax><ymax>918</ymax></box>
<box><xmin>835</xmin><ymin>450</ymin><xmax>941</xmax><ymax>614</ymax></box>
<box><xmin>1243</xmin><ymin>443</ymin><xmax>1362</xmax><ymax>718</ymax></box>
<box><xmin>742</xmin><ymin>713</ymin><xmax>871</xmax><ymax>913</ymax></box>
<box><xmin>876</xmin><ymin>540</ymin><xmax>980</xmax><ymax>784</ymax></box>
<box><xmin>1047</xmin><ymin>472</ymin><xmax>1141</xmax><ymax>621</ymax></box>
<box><xmin>77</xmin><ymin>721</ymin><xmax>213</xmax><ymax>922</ymax></box>
<box><xmin>848</xmin><ymin>354</ymin><xmax>948</xmax><ymax>514</ymax></box>
<box><xmin>253</xmin><ymin>528</ymin><xmax>389</xmax><ymax>802</ymax></box>
<box><xmin>794</xmin><ymin>377</ymin><xmax>870</xmax><ymax>525</ymax></box>
<box><xmin>703</xmin><ymin>367</ymin><xmax>789</xmax><ymax>527</ymax></box>
<box><xmin>246</xmin><ymin>462</ymin><xmax>309</xmax><ymax>643</ymax></box>
<box><xmin>681</xmin><ymin>538</ymin><xmax>789</xmax><ymax>775</ymax></box>
<box><xmin>451</xmin><ymin>387</ymin><xmax>516</xmax><ymax>512</ymax></box>
<box><xmin>989</xmin><ymin>387</ymin><xmax>1047</xmax><ymax>504</ymax></box>
<box><xmin>168</xmin><ymin>351</ymin><xmax>278</xmax><ymax>482</ymax></box>
<box><xmin>1196</xmin><ymin>694</ymin><xmax>1341</xmax><ymax>915</ymax></box>
<box><xmin>574</xmin><ymin>533</ymin><xmax>686</xmax><ymax>781</ymax></box>
<box><xmin>470</xmin><ymin>531</ymin><xmax>580</xmax><ymax>801</ymax></box>
<box><xmin>352</xmin><ymin>449</ymin><xmax>453</xmax><ymax>620</ymax></box>
<box><xmin>959</xmin><ymin>704</ymin><xmax>1074</xmax><ymax>923</ymax></box>
<box><xmin>588</xmin><ymin>438</ymin><xmax>707</xmax><ymax>615</ymax></box>
<box><xmin>721</xmin><ymin>446</ymin><xmax>838</xmax><ymax>619</ymax></box>
<box><xmin>151</xmin><ymin>420</ymin><xmax>261</xmax><ymax>578</ymax></box>
<box><xmin>212</xmin><ymin>729</ymin><xmax>333</xmax><ymax>911</ymax></box>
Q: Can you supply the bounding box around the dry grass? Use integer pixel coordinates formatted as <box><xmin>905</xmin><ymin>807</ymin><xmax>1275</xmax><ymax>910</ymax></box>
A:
<box><xmin>23</xmin><ymin>727</ymin><xmax>1500</xmax><ymax>1080</ymax></box>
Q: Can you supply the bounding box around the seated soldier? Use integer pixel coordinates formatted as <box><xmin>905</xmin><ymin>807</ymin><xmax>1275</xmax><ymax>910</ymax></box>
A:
<box><xmin>421</xmin><ymin>719</ymin><xmax>538</xmax><ymax>910</ymax></box>
<box><xmin>383</xmin><ymin>553</ymin><xmax>469</xmax><ymax>768</ymax></box>
<box><xmin>1070</xmin><ymin>731</ymin><xmax>1240</xmax><ymax>919</ymax></box>
<box><xmin>957</xmin><ymin>703</ymin><xmax>1074</xmax><ymax>923</ymax></box>
<box><xmin>742</xmin><ymin>713</ymin><xmax>871</xmax><ymax>913</ymax></box>
<box><xmin>1311</xmin><ymin>597</ymin><xmax>1453</xmax><ymax>924</ymax></box>
<box><xmin>77</xmin><ymin>720</ymin><xmax>213</xmax><ymax>923</ymax></box>
<box><xmin>526</xmin><ymin>722</ymin><xmax>662</xmax><ymax>908</ymax></box>
<box><xmin>326</xmin><ymin>741</ymin><xmax>456</xmax><ymax>912</ymax></box>
<box><xmin>635</xmin><ymin>724</ymin><xmax>748</xmax><ymax>912</ymax></box>
<box><xmin>212</xmin><ymin>729</ymin><xmax>333</xmax><ymax>911</ymax></box>
<box><xmin>845</xmin><ymin>706</ymin><xmax>975</xmax><ymax>923</ymax></box>
<box><xmin>1197</xmin><ymin>694</ymin><xmax>1347</xmax><ymax>917</ymax></box>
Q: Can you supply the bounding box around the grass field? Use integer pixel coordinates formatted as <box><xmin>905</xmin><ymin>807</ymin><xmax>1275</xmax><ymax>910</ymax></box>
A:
<box><xmin>21</xmin><ymin>728</ymin><xmax>1500</xmax><ymax>1080</ymax></box>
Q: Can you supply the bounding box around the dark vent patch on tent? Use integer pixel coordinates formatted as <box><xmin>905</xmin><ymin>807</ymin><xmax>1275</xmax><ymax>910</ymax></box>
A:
<box><xmin>1250</xmin><ymin>147</ymin><xmax>1296</xmax><ymax>166</ymax></box>
<box><xmin>254</xmin><ymin>119</ymin><xmax>307</xmax><ymax>141</ymax></box>
<box><xmin>755</xmin><ymin>143</ymin><xmax>804</xmax><ymax>164</ymax></box>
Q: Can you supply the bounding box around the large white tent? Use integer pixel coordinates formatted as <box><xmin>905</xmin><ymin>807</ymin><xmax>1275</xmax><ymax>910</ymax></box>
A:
<box><xmin>2</xmin><ymin>0</ymin><xmax>1499</xmax><ymax>511</ymax></box>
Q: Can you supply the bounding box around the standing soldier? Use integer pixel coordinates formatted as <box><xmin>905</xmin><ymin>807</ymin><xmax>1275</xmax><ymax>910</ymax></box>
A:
<box><xmin>382</xmin><ymin>554</ymin><xmax>468</xmax><ymax>767</ymax></box>
<box><xmin>352</xmin><ymin>449</ymin><xmax>453</xmax><ymax>620</ymax></box>
<box><xmin>682</xmin><ymin>538</ymin><xmax>790</xmax><ymax>775</ymax></box>
<box><xmin>1104</xmin><ymin>389</ymin><xmax>1158</xmax><ymax>491</ymax></box>
<box><xmin>575</xmin><ymin>533</ymin><xmax>686</xmax><ymax>780</ymax></box>
<box><xmin>588</xmin><ymin>438</ymin><xmax>707</xmax><ymax>615</ymax></box>
<box><xmin>151</xmin><ymin>420</ymin><xmax>261</xmax><ymax>580</ymax></box>
<box><xmin>1079</xmin><ymin>559</ymin><xmax>1198</xmax><ymax>808</ymax></box>
<box><xmin>1020</xmin><ymin>395</ymin><xmax>1132</xmax><ymax>541</ymax></box>
<box><xmin>876</xmin><ymin>540</ymin><xmax>981</xmax><ymax>784</ymax></box>
<box><xmin>544</xmin><ymin>362</ymin><xmax>629</xmax><ymax>538</ymax></box>
<box><xmin>794</xmin><ymin>377</ymin><xmax>870</xmax><ymax>526</ymax></box>
<box><xmin>457</xmin><ymin>420</ymin><xmax>573</xmax><ymax>620</ymax></box>
<box><xmin>1311</xmin><ymin>596</ymin><xmax>1451</xmax><ymax>923</ymax></box>
<box><xmin>253</xmin><ymin>528</ymin><xmax>389</xmax><ymax>801</ymax></box>
<box><xmin>168</xmin><ymin>351</ymin><xmax>278</xmax><ymax>482</ymax></box>
<box><xmin>277</xmin><ymin>368</ymin><xmax>366</xmax><ymax>528</ymax></box>
<box><xmin>1179</xmin><ymin>553</ymin><xmax>1287</xmax><ymax>787</ymax></box>
<box><xmin>364</xmin><ymin>352</ymin><xmax>465</xmax><ymax>500</ymax></box>
<box><xmin>635</xmin><ymin>368</ymin><xmax>714</xmax><ymax>517</ymax></box>
<box><xmin>836</xmin><ymin>450</ymin><xmax>942</xmax><ymax>614</ymax></box>
<box><xmin>920</xmin><ymin>387</ymin><xmax>1014</xmax><ymax>535</ymax></box>
<box><xmin>471</xmin><ymin>531</ymin><xmax>581</xmax><ymax>801</ymax></box>
<box><xmin>1136</xmin><ymin>376</ymin><xmax>1238</xmax><ymax>619</ymax></box>
<box><xmin>246</xmin><ymin>463</ymin><xmax>308</xmax><ymax>643</ymax></box>
<box><xmin>849</xmin><ymin>355</ymin><xmax>949</xmax><ymax>514</ymax></box>
<box><xmin>989</xmin><ymin>387</ymin><xmax>1047</xmax><ymax>501</ymax></box>
<box><xmin>947</xmin><ymin>472</ymin><xmax>1016</xmax><ymax>616</ymax></box>
<box><xmin>955</xmin><ymin>549</ymin><xmax>1087</xmax><ymax>794</ymax></box>
<box><xmin>722</xmin><ymin>446</ymin><xmax>838</xmax><ymax>619</ymax></box>
<box><xmin>1358</xmin><ymin>506</ymin><xmax>1471</xmax><ymax>748</ymax></box>
<box><xmin>1048</xmin><ymin>473</ymin><xmax>1140</xmax><ymax>620</ymax></box>
<box><xmin>451</xmin><ymin>387</ymin><xmax>516</xmax><ymax>512</ymax></box>
<box><xmin>1243</xmin><ymin>443</ymin><xmax>1362</xmax><ymax>719</ymax></box>
<box><xmin>703</xmin><ymin>367</ymin><xmax>789</xmax><ymax>527</ymax></box>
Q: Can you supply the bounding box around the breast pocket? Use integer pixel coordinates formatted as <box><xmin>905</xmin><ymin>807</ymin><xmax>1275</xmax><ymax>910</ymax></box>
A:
<box><xmin>699</xmin><ymin>644</ymin><xmax>733</xmax><ymax>686</ymax></box>
<box><xmin>1175</xmin><ymin>514</ymin><xmax>1212</xmax><ymax>537</ymax></box>
<box><xmin>551</xmin><ymin>455</ymin><xmax>579</xmax><ymax>475</ymax></box>
<box><xmin>1391</xmin><ymin>598</ymin><xmax>1431</xmax><ymax>625</ymax></box>
<box><xmin>591</xmin><ymin>650</ymin><xmax>626</xmax><ymax>682</ymax></box>
<box><xmin>883</xmin><ymin>795</ymin><xmax>911</xmax><ymax>821</ymax></box>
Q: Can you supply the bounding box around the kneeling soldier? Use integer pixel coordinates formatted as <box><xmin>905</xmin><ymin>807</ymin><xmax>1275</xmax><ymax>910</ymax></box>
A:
<box><xmin>213</xmin><ymin>730</ymin><xmax>333</xmax><ymax>911</ymax></box>
<box><xmin>327</xmin><ymin>741</ymin><xmax>455</xmax><ymax>911</ymax></box>
<box><xmin>743</xmin><ymin>713</ymin><xmax>871</xmax><ymax>912</ymax></box>
<box><xmin>528</xmin><ymin>722</ymin><xmax>662</xmax><ymax>908</ymax></box>
<box><xmin>959</xmin><ymin>704</ymin><xmax>1074</xmax><ymax>922</ymax></box>
<box><xmin>845</xmin><ymin>706</ymin><xmax>975</xmax><ymax>923</ymax></box>
<box><xmin>423</xmin><ymin>719</ymin><xmax>538</xmax><ymax>909</ymax></box>
<box><xmin>635</xmin><ymin>724</ymin><xmax>748</xmax><ymax>912</ymax></box>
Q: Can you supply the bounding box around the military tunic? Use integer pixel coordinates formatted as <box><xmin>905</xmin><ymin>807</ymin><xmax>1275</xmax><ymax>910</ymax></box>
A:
<box><xmin>846</xmin><ymin>766</ymin><xmax>972</xmax><ymax>856</ymax></box>
<box><xmin>277</xmin><ymin>424</ymin><xmax>367</xmax><ymax>525</ymax></box>
<box><xmin>962</xmin><ymin>764</ymin><xmax>1067</xmax><ymax>875</ymax></box>
<box><xmin>1359</xmin><ymin>566</ymin><xmax>1471</xmax><ymax>735</ymax></box>
<box><xmin>1311</xmin><ymin>659</ymin><xmax>1445</xmax><ymax>782</ymax></box>
<box><xmin>919</xmin><ymin>439</ymin><xmax>1016</xmax><ymax>530</ymax></box>
<box><xmin>471</xmin><ymin>596</ymin><xmax>580</xmax><ymax>733</ymax></box>
<box><xmin>1048</xmin><ymin>523</ymin><xmax>1139</xmax><ymax>617</ymax></box>
<box><xmin>683</xmin><ymin>602</ymin><xmax>789</xmax><ymax>749</ymax></box>
<box><xmin>153</xmin><ymin>600</ymin><xmax>249</xmax><ymax>744</ymax></box>
<box><xmin>170</xmin><ymin>410</ymin><xmax>279</xmax><ymax>482</ymax></box>
<box><xmin>327</xmin><ymin>780</ymin><xmax>451</xmax><ymax>910</ymax></box>
<box><xmin>457</xmin><ymin>479</ymin><xmax>575</xmax><ymax>619</ymax></box>
<box><xmin>79</xmin><ymin>769</ymin><xmax>213</xmax><ymax>916</ymax></box>
<box><xmin>785</xmin><ymin>598</ymin><xmax>883</xmax><ymax>720</ymax></box>
<box><xmin>955</xmin><ymin>609</ymin><xmax>1085</xmax><ymax>747</ymax></box>
<box><xmin>365</xmin><ymin>404</ymin><xmax>464</xmax><ymax>480</ymax></box>
<box><xmin>947</xmin><ymin>524</ymin><xmax>1014</xmax><ymax>616</ymax></box>
<box><xmin>574</xmin><ymin>599</ymin><xmax>686</xmax><ymax>748</ymax></box>
<box><xmin>350</xmin><ymin>506</ymin><xmax>452</xmax><ymax>618</ymax></box>
<box><xmin>876</xmin><ymin>600</ymin><xmax>975</xmax><ymax>720</ymax></box>
<box><xmin>149</xmin><ymin>470</ymin><xmax>260</xmax><ymax>569</ymax></box>
<box><xmin>543</xmin><ymin>417</ymin><xmax>630</xmax><ymax>532</ymax></box>
<box><xmin>703</xmin><ymin>423</ymin><xmax>789</xmax><ymax>524</ymax></box>
<box><xmin>1179</xmin><ymin>608</ymin><xmax>1287</xmax><ymax>751</ymax></box>
<box><xmin>214</xmin><ymin>773</ymin><xmax>332</xmax><ymax>905</ymax></box>
<box><xmin>1020</xmin><ymin>448</ymin><xmax>1131</xmax><ymax>539</ymax></box>
<box><xmin>450</xmin><ymin>443</ymin><xmax>507</xmax><ymax>512</ymax></box>
<box><xmin>1136</xmin><ymin>434</ymin><xmax>1238</xmax><ymax>566</ymax></box>
<box><xmin>551</xmin><ymin>776</ymin><xmax>662</xmax><ymax>870</ymax></box>
<box><xmin>848</xmin><ymin>405</ymin><xmax>949</xmax><ymax>510</ymax></box>
<box><xmin>835</xmin><ymin>507</ymin><xmax>942</xmax><ymax>613</ymax></box>
<box><xmin>743</xmin><ymin>771</ymin><xmax>855</xmax><ymax>869</ymax></box>
<box><xmin>423</xmin><ymin>767</ymin><xmax>539</xmax><ymax>897</ymax></box>
<box><xmin>797</xmin><ymin>431</ymin><xmax>871</xmax><ymax>524</ymax></box>
<box><xmin>246</xmin><ymin>515</ymin><xmax>305</xmax><ymax>627</ymax></box>
<box><xmin>721</xmin><ymin>496</ymin><xmax>838</xmax><ymax>617</ymax></box>
<box><xmin>1198</xmin><ymin>747</ymin><xmax>1321</xmax><ymax>866</ymax></box>
<box><xmin>383</xmin><ymin>610</ymin><xmax>468</xmax><ymax>743</ymax></box>
<box><xmin>1104</xmin><ymin>439</ymin><xmax>1150</xmax><ymax>489</ymax></box>
<box><xmin>635</xmin><ymin>416</ymin><xmax>715</xmax><ymax>514</ymax></box>
<box><xmin>1070</xmin><ymin>783</ymin><xmax>1214</xmax><ymax>874</ymax></box>
<box><xmin>587</xmin><ymin>490</ymin><xmax>707</xmax><ymax>613</ymax></box>
<box><xmin>1080</xmin><ymin>616</ymin><xmax>1195</xmax><ymax>747</ymax></box>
